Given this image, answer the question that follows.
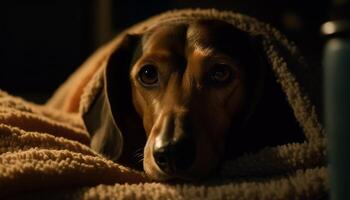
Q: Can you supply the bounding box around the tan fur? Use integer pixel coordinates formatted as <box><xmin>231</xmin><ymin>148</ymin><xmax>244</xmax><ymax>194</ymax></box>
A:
<box><xmin>130</xmin><ymin>21</ymin><xmax>249</xmax><ymax>180</ymax></box>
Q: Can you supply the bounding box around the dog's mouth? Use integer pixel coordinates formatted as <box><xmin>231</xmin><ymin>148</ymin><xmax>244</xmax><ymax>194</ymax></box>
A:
<box><xmin>143</xmin><ymin>134</ymin><xmax>220</xmax><ymax>181</ymax></box>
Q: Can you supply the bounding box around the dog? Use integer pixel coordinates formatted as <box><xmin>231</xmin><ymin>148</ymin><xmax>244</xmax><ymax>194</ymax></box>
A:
<box><xmin>129</xmin><ymin>20</ymin><xmax>264</xmax><ymax>181</ymax></box>
<box><xmin>87</xmin><ymin>19</ymin><xmax>304</xmax><ymax>181</ymax></box>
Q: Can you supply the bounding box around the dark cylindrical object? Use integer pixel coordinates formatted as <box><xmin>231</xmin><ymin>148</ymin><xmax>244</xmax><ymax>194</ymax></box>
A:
<box><xmin>322</xmin><ymin>0</ymin><xmax>350</xmax><ymax>199</ymax></box>
<box><xmin>324</xmin><ymin>37</ymin><xmax>350</xmax><ymax>200</ymax></box>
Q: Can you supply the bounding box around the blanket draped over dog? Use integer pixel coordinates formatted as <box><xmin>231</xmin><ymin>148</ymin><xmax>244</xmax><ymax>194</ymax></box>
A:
<box><xmin>0</xmin><ymin>9</ymin><xmax>328</xmax><ymax>199</ymax></box>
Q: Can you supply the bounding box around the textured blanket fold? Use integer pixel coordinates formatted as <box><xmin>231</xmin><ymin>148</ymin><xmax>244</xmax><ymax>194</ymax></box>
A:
<box><xmin>0</xmin><ymin>9</ymin><xmax>328</xmax><ymax>199</ymax></box>
<box><xmin>0</xmin><ymin>91</ymin><xmax>147</xmax><ymax>198</ymax></box>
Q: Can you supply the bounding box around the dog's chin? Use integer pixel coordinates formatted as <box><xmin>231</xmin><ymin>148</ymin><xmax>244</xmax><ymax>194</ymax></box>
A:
<box><xmin>143</xmin><ymin>161</ymin><xmax>217</xmax><ymax>182</ymax></box>
<box><xmin>143</xmin><ymin>153</ymin><xmax>218</xmax><ymax>182</ymax></box>
<box><xmin>143</xmin><ymin>160</ymin><xmax>171</xmax><ymax>181</ymax></box>
<box><xmin>143</xmin><ymin>162</ymin><xmax>198</xmax><ymax>182</ymax></box>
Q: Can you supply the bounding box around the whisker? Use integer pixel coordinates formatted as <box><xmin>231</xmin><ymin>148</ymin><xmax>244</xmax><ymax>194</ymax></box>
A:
<box><xmin>133</xmin><ymin>148</ymin><xmax>144</xmax><ymax>164</ymax></box>
<box><xmin>134</xmin><ymin>148</ymin><xmax>144</xmax><ymax>155</ymax></box>
<box><xmin>134</xmin><ymin>153</ymin><xmax>143</xmax><ymax>159</ymax></box>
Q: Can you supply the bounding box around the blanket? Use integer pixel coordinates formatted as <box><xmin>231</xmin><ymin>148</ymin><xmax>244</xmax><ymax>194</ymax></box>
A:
<box><xmin>0</xmin><ymin>9</ymin><xmax>328</xmax><ymax>199</ymax></box>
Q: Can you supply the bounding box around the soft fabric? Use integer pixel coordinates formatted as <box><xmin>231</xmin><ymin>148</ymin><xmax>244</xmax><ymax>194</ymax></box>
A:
<box><xmin>0</xmin><ymin>91</ymin><xmax>147</xmax><ymax>198</ymax></box>
<box><xmin>0</xmin><ymin>9</ymin><xmax>328</xmax><ymax>199</ymax></box>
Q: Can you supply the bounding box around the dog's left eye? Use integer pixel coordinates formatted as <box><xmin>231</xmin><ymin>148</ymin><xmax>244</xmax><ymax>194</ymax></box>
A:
<box><xmin>138</xmin><ymin>64</ymin><xmax>159</xmax><ymax>86</ymax></box>
<box><xmin>208</xmin><ymin>64</ymin><xmax>233</xmax><ymax>85</ymax></box>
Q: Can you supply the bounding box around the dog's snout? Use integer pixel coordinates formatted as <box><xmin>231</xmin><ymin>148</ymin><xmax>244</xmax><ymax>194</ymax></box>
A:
<box><xmin>153</xmin><ymin>137</ymin><xmax>196</xmax><ymax>174</ymax></box>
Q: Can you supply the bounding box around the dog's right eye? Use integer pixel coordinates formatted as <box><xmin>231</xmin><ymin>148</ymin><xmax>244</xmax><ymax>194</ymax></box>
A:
<box><xmin>208</xmin><ymin>63</ymin><xmax>234</xmax><ymax>86</ymax></box>
<box><xmin>138</xmin><ymin>64</ymin><xmax>159</xmax><ymax>87</ymax></box>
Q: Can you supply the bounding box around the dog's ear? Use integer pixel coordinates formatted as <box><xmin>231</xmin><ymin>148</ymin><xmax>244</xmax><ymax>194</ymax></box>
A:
<box><xmin>84</xmin><ymin>34</ymin><xmax>146</xmax><ymax>169</ymax></box>
<box><xmin>105</xmin><ymin>34</ymin><xmax>146</xmax><ymax>168</ymax></box>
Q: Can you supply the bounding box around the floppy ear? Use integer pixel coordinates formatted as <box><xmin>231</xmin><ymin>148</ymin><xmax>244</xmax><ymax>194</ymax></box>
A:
<box><xmin>84</xmin><ymin>34</ymin><xmax>146</xmax><ymax>169</ymax></box>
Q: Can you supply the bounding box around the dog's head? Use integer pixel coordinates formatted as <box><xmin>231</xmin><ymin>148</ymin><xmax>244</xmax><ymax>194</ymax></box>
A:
<box><xmin>129</xmin><ymin>20</ymin><xmax>266</xmax><ymax>180</ymax></box>
<box><xmin>89</xmin><ymin>20</ymin><xmax>267</xmax><ymax>181</ymax></box>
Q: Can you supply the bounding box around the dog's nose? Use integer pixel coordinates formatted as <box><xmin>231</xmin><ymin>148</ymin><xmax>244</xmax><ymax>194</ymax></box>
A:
<box><xmin>153</xmin><ymin>137</ymin><xmax>196</xmax><ymax>174</ymax></box>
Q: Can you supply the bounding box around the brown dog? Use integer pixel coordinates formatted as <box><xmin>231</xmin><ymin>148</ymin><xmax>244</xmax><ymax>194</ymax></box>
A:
<box><xmin>128</xmin><ymin>20</ymin><xmax>265</xmax><ymax>181</ymax></box>
<box><xmin>88</xmin><ymin>20</ymin><xmax>300</xmax><ymax>181</ymax></box>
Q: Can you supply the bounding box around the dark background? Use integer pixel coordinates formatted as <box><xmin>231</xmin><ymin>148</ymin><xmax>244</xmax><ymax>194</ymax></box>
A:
<box><xmin>0</xmin><ymin>0</ymin><xmax>330</xmax><ymax>103</ymax></box>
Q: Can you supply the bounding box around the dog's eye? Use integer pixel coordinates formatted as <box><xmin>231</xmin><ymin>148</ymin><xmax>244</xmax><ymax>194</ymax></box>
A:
<box><xmin>208</xmin><ymin>64</ymin><xmax>233</xmax><ymax>85</ymax></box>
<box><xmin>138</xmin><ymin>64</ymin><xmax>159</xmax><ymax>86</ymax></box>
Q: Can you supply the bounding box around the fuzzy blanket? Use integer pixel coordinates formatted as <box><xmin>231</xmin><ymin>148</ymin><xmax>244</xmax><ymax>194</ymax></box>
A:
<box><xmin>0</xmin><ymin>9</ymin><xmax>328</xmax><ymax>199</ymax></box>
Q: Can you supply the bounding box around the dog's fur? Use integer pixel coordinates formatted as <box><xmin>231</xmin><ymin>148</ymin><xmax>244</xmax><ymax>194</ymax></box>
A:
<box><xmin>130</xmin><ymin>20</ymin><xmax>262</xmax><ymax>181</ymax></box>
<box><xmin>90</xmin><ymin>20</ymin><xmax>305</xmax><ymax>181</ymax></box>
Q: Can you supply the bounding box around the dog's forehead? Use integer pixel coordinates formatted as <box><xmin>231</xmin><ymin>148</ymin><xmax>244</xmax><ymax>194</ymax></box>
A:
<box><xmin>188</xmin><ymin>20</ymin><xmax>253</xmax><ymax>53</ymax></box>
<box><xmin>187</xmin><ymin>20</ymin><xmax>233</xmax><ymax>42</ymax></box>
<box><xmin>142</xmin><ymin>24</ymin><xmax>187</xmax><ymax>53</ymax></box>
<box><xmin>142</xmin><ymin>20</ymin><xmax>251</xmax><ymax>55</ymax></box>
